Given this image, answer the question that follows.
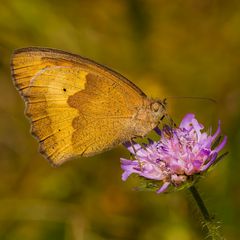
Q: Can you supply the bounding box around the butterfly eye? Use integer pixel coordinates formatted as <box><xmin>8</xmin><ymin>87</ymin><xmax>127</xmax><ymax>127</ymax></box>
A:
<box><xmin>151</xmin><ymin>102</ymin><xmax>161</xmax><ymax>112</ymax></box>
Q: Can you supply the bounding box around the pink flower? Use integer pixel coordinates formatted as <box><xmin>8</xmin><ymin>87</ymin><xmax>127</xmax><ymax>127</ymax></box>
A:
<box><xmin>121</xmin><ymin>114</ymin><xmax>227</xmax><ymax>193</ymax></box>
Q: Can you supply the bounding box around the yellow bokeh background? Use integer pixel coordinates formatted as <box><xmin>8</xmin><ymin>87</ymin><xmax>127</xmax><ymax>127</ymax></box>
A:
<box><xmin>0</xmin><ymin>0</ymin><xmax>239</xmax><ymax>239</ymax></box>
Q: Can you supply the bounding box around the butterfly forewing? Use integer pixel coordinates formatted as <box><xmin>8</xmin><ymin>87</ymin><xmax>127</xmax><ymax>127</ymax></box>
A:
<box><xmin>11</xmin><ymin>47</ymin><xmax>147</xmax><ymax>166</ymax></box>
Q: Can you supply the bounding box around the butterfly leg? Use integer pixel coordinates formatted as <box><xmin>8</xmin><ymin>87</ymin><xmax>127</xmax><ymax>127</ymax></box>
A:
<box><xmin>165</xmin><ymin>114</ymin><xmax>177</xmax><ymax>128</ymax></box>
<box><xmin>129</xmin><ymin>138</ymin><xmax>143</xmax><ymax>171</ymax></box>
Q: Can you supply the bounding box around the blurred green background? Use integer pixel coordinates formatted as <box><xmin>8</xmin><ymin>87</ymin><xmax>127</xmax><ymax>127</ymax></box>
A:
<box><xmin>0</xmin><ymin>0</ymin><xmax>239</xmax><ymax>239</ymax></box>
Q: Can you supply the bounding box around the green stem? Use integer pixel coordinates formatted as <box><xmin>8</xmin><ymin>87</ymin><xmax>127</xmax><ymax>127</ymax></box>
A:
<box><xmin>189</xmin><ymin>185</ymin><xmax>211</xmax><ymax>221</ymax></box>
<box><xmin>189</xmin><ymin>185</ymin><xmax>224</xmax><ymax>240</ymax></box>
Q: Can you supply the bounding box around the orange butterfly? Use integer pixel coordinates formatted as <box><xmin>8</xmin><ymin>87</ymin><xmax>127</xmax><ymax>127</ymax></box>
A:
<box><xmin>11</xmin><ymin>47</ymin><xmax>166</xmax><ymax>166</ymax></box>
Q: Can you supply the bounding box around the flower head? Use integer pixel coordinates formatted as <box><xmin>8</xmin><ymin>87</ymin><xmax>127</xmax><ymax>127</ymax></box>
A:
<box><xmin>121</xmin><ymin>114</ymin><xmax>227</xmax><ymax>193</ymax></box>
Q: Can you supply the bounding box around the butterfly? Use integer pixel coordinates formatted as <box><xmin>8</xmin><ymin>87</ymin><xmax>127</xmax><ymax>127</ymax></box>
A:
<box><xmin>11</xmin><ymin>47</ymin><xmax>166</xmax><ymax>166</ymax></box>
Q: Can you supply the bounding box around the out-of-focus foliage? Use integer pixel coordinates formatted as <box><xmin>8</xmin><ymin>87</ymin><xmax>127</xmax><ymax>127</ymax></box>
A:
<box><xmin>0</xmin><ymin>0</ymin><xmax>239</xmax><ymax>239</ymax></box>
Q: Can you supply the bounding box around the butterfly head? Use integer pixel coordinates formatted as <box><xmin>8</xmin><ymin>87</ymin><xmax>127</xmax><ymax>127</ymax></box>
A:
<box><xmin>149</xmin><ymin>98</ymin><xmax>167</xmax><ymax>124</ymax></box>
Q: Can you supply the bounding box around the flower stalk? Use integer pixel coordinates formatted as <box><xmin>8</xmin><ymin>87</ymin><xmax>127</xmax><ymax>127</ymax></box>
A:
<box><xmin>189</xmin><ymin>185</ymin><xmax>211</xmax><ymax>222</ymax></box>
<box><xmin>189</xmin><ymin>185</ymin><xmax>224</xmax><ymax>240</ymax></box>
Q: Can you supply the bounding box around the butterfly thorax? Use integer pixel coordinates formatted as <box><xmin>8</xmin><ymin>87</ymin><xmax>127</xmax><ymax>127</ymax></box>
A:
<box><xmin>131</xmin><ymin>98</ymin><xmax>166</xmax><ymax>137</ymax></box>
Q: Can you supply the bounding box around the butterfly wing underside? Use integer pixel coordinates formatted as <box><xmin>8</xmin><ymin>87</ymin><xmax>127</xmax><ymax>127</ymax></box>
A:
<box><xmin>11</xmin><ymin>47</ymin><xmax>147</xmax><ymax>166</ymax></box>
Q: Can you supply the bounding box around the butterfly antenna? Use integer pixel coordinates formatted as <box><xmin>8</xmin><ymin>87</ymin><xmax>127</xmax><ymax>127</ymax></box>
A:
<box><xmin>166</xmin><ymin>96</ymin><xmax>217</xmax><ymax>104</ymax></box>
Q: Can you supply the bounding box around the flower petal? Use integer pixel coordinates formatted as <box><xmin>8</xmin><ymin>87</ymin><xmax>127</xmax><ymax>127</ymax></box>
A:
<box><xmin>211</xmin><ymin>120</ymin><xmax>221</xmax><ymax>141</ymax></box>
<box><xmin>214</xmin><ymin>136</ymin><xmax>227</xmax><ymax>153</ymax></box>
<box><xmin>200</xmin><ymin>152</ymin><xmax>218</xmax><ymax>171</ymax></box>
<box><xmin>157</xmin><ymin>182</ymin><xmax>170</xmax><ymax>193</ymax></box>
<box><xmin>154</xmin><ymin>126</ymin><xmax>162</xmax><ymax>136</ymax></box>
<box><xmin>179</xmin><ymin>113</ymin><xmax>195</xmax><ymax>129</ymax></box>
<box><xmin>120</xmin><ymin>159</ymin><xmax>140</xmax><ymax>180</ymax></box>
<box><xmin>191</xmin><ymin>118</ymin><xmax>204</xmax><ymax>140</ymax></box>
